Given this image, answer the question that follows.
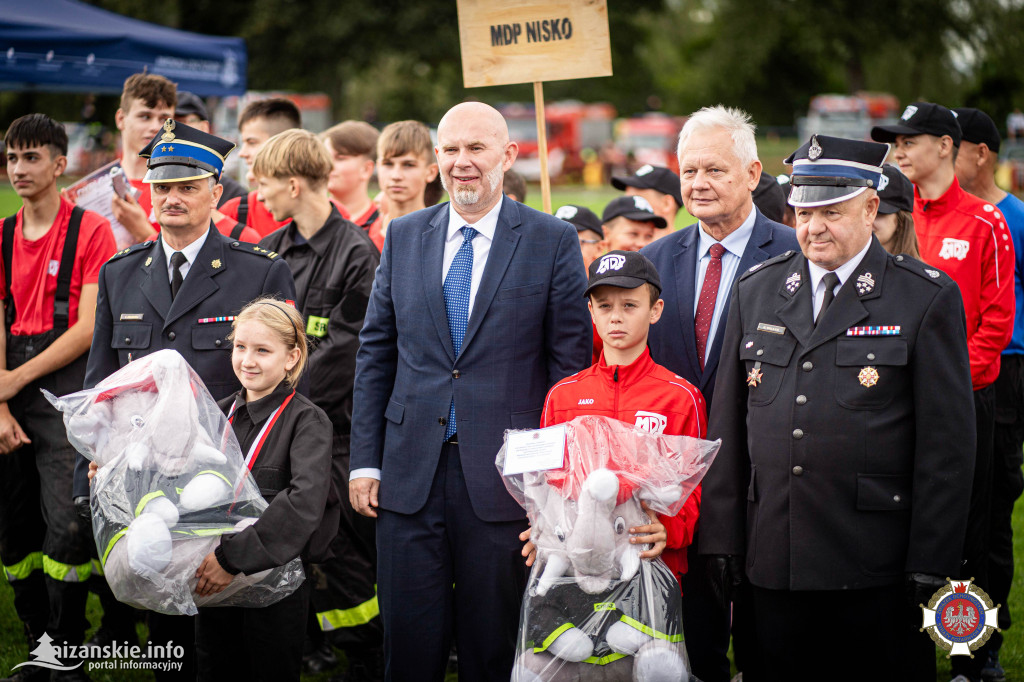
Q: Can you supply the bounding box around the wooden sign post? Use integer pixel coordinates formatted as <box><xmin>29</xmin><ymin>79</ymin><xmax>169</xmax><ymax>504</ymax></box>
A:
<box><xmin>456</xmin><ymin>0</ymin><xmax>613</xmax><ymax>214</ymax></box>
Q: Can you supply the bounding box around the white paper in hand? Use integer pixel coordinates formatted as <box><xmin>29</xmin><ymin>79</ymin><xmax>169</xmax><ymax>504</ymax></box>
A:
<box><xmin>502</xmin><ymin>424</ymin><xmax>566</xmax><ymax>476</ymax></box>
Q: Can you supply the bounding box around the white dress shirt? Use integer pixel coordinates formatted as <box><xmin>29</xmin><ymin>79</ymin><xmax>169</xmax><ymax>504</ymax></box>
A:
<box><xmin>160</xmin><ymin>230</ymin><xmax>208</xmax><ymax>285</ymax></box>
<box><xmin>441</xmin><ymin>198</ymin><xmax>503</xmax><ymax>317</ymax></box>
<box><xmin>350</xmin><ymin>198</ymin><xmax>505</xmax><ymax>483</ymax></box>
<box><xmin>807</xmin><ymin>238</ymin><xmax>872</xmax><ymax>320</ymax></box>
<box><xmin>693</xmin><ymin>206</ymin><xmax>756</xmax><ymax>365</ymax></box>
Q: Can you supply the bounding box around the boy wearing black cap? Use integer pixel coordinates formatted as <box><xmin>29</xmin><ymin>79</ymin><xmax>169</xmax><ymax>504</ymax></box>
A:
<box><xmin>600</xmin><ymin>195</ymin><xmax>665</xmax><ymax>253</ymax></box>
<box><xmin>612</xmin><ymin>164</ymin><xmax>682</xmax><ymax>239</ymax></box>
<box><xmin>873</xmin><ymin>107</ymin><xmax>1014</xmax><ymax>681</ymax></box>
<box><xmin>533</xmin><ymin>250</ymin><xmax>705</xmax><ymax>594</ymax></box>
<box><xmin>955</xmin><ymin>106</ymin><xmax>1024</xmax><ymax>682</ymax></box>
<box><xmin>555</xmin><ymin>204</ymin><xmax>604</xmax><ymax>271</ymax></box>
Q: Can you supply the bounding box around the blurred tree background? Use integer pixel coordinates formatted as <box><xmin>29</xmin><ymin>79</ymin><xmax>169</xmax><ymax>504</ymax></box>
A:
<box><xmin>2</xmin><ymin>0</ymin><xmax>1024</xmax><ymax>130</ymax></box>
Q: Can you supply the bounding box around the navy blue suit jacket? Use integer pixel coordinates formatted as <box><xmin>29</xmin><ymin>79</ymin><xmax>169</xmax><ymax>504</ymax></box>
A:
<box><xmin>351</xmin><ymin>198</ymin><xmax>592</xmax><ymax>522</ymax></box>
<box><xmin>641</xmin><ymin>209</ymin><xmax>798</xmax><ymax>408</ymax></box>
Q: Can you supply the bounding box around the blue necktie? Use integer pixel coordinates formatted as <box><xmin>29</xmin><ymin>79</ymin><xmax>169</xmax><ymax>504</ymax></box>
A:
<box><xmin>443</xmin><ymin>226</ymin><xmax>477</xmax><ymax>441</ymax></box>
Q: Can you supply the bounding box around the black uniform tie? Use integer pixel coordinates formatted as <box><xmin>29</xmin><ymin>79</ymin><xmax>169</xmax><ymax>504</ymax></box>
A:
<box><xmin>170</xmin><ymin>251</ymin><xmax>188</xmax><ymax>299</ymax></box>
<box><xmin>816</xmin><ymin>272</ymin><xmax>840</xmax><ymax>325</ymax></box>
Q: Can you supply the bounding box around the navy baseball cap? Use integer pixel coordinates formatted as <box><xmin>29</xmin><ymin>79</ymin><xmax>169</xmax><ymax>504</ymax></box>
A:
<box><xmin>555</xmin><ymin>204</ymin><xmax>603</xmax><ymax>236</ymax></box>
<box><xmin>611</xmin><ymin>164</ymin><xmax>683</xmax><ymax>208</ymax></box>
<box><xmin>585</xmin><ymin>250</ymin><xmax>662</xmax><ymax>298</ymax></box>
<box><xmin>601</xmin><ymin>195</ymin><xmax>668</xmax><ymax>229</ymax></box>
<box><xmin>140</xmin><ymin>119</ymin><xmax>235</xmax><ymax>183</ymax></box>
<box><xmin>877</xmin><ymin>164</ymin><xmax>914</xmax><ymax>215</ymax></box>
<box><xmin>785</xmin><ymin>135</ymin><xmax>889</xmax><ymax>207</ymax></box>
<box><xmin>871</xmin><ymin>102</ymin><xmax>962</xmax><ymax>147</ymax></box>
<box><xmin>953</xmin><ymin>107</ymin><xmax>1001</xmax><ymax>153</ymax></box>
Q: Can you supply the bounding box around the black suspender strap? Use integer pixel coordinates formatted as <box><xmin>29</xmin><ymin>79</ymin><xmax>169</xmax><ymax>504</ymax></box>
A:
<box><xmin>2</xmin><ymin>215</ymin><xmax>15</xmax><ymax>330</ymax></box>
<box><xmin>52</xmin><ymin>206</ymin><xmax>84</xmax><ymax>333</ymax></box>
<box><xmin>359</xmin><ymin>208</ymin><xmax>380</xmax><ymax>230</ymax></box>
<box><xmin>237</xmin><ymin>193</ymin><xmax>249</xmax><ymax>227</ymax></box>
<box><xmin>229</xmin><ymin>221</ymin><xmax>246</xmax><ymax>240</ymax></box>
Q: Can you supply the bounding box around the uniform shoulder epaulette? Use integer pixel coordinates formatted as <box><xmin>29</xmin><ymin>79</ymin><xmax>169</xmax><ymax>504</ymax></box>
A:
<box><xmin>230</xmin><ymin>241</ymin><xmax>279</xmax><ymax>260</ymax></box>
<box><xmin>892</xmin><ymin>253</ymin><xmax>948</xmax><ymax>286</ymax></box>
<box><xmin>107</xmin><ymin>239</ymin><xmax>156</xmax><ymax>262</ymax></box>
<box><xmin>739</xmin><ymin>250</ymin><xmax>798</xmax><ymax>280</ymax></box>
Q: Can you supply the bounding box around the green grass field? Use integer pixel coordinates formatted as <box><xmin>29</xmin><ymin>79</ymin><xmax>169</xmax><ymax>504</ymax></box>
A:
<box><xmin>0</xmin><ymin>168</ymin><xmax>1022</xmax><ymax>679</ymax></box>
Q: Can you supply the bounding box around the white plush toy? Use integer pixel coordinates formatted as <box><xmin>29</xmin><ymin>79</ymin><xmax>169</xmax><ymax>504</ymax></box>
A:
<box><xmin>498</xmin><ymin>415</ymin><xmax>720</xmax><ymax>682</ymax></box>
<box><xmin>47</xmin><ymin>350</ymin><xmax>303</xmax><ymax>616</ymax></box>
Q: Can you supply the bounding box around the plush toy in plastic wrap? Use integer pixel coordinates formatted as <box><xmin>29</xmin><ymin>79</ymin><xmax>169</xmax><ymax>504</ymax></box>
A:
<box><xmin>44</xmin><ymin>349</ymin><xmax>304</xmax><ymax>616</ymax></box>
<box><xmin>497</xmin><ymin>415</ymin><xmax>720</xmax><ymax>682</ymax></box>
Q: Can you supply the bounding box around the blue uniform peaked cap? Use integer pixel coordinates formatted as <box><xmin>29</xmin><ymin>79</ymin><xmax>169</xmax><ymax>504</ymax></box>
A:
<box><xmin>784</xmin><ymin>135</ymin><xmax>889</xmax><ymax>207</ymax></box>
<box><xmin>140</xmin><ymin>119</ymin><xmax>235</xmax><ymax>183</ymax></box>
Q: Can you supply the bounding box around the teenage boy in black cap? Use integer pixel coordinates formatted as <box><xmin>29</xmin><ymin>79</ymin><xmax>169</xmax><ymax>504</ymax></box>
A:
<box><xmin>872</xmin><ymin>106</ymin><xmax>1014</xmax><ymax>682</ymax></box>
<box><xmin>555</xmin><ymin>204</ymin><xmax>604</xmax><ymax>272</ymax></box>
<box><xmin>954</xmin><ymin>106</ymin><xmax>1024</xmax><ymax>682</ymax></box>
<box><xmin>600</xmin><ymin>195</ymin><xmax>665</xmax><ymax>253</ymax></box>
<box><xmin>612</xmin><ymin>164</ymin><xmax>682</xmax><ymax>239</ymax></box>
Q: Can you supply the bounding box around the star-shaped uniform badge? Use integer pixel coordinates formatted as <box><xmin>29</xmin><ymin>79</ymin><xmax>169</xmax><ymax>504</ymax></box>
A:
<box><xmin>858</xmin><ymin>366</ymin><xmax>879</xmax><ymax>387</ymax></box>
<box><xmin>746</xmin><ymin>367</ymin><xmax>763</xmax><ymax>387</ymax></box>
<box><xmin>211</xmin><ymin>259</ymin><xmax>222</xmax><ymax>269</ymax></box>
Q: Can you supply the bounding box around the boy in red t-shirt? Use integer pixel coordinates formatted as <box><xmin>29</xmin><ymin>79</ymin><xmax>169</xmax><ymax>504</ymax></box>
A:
<box><xmin>528</xmin><ymin>250</ymin><xmax>706</xmax><ymax>586</ymax></box>
<box><xmin>1</xmin><ymin>114</ymin><xmax>117</xmax><ymax>662</ymax></box>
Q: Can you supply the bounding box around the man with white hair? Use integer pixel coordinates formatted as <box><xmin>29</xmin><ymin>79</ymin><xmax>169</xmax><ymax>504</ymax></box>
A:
<box><xmin>641</xmin><ymin>105</ymin><xmax>797</xmax><ymax>682</ymax></box>
<box><xmin>350</xmin><ymin>102</ymin><xmax>591</xmax><ymax>681</ymax></box>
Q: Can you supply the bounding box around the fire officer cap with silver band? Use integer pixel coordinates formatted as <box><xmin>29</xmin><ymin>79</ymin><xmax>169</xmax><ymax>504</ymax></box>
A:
<box><xmin>784</xmin><ymin>134</ymin><xmax>890</xmax><ymax>208</ymax></box>
<box><xmin>140</xmin><ymin>119</ymin><xmax>235</xmax><ymax>184</ymax></box>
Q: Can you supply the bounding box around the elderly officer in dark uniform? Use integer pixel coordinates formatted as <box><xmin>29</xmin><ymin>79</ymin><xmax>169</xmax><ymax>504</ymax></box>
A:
<box><xmin>699</xmin><ymin>135</ymin><xmax>976</xmax><ymax>681</ymax></box>
<box><xmin>72</xmin><ymin>119</ymin><xmax>296</xmax><ymax>680</ymax></box>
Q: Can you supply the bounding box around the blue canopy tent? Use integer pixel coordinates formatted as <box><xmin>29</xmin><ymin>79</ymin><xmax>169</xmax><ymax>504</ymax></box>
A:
<box><xmin>0</xmin><ymin>0</ymin><xmax>246</xmax><ymax>96</ymax></box>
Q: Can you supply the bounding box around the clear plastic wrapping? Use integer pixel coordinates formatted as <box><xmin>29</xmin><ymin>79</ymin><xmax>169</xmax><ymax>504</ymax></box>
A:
<box><xmin>45</xmin><ymin>349</ymin><xmax>304</xmax><ymax>616</ymax></box>
<box><xmin>496</xmin><ymin>415</ymin><xmax>720</xmax><ymax>682</ymax></box>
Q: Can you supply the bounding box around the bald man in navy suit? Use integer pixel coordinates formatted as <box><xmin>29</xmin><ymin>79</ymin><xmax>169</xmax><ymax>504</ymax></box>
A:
<box><xmin>641</xmin><ymin>105</ymin><xmax>797</xmax><ymax>682</ymax></box>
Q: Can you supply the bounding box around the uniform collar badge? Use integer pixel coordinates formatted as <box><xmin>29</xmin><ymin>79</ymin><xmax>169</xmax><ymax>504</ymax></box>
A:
<box><xmin>144</xmin><ymin>256</ymin><xmax>152</xmax><ymax>267</ymax></box>
<box><xmin>856</xmin><ymin>272</ymin><xmax>875</xmax><ymax>295</ymax></box>
<box><xmin>212</xmin><ymin>259</ymin><xmax>222</xmax><ymax>269</ymax></box>
<box><xmin>785</xmin><ymin>272</ymin><xmax>802</xmax><ymax>293</ymax></box>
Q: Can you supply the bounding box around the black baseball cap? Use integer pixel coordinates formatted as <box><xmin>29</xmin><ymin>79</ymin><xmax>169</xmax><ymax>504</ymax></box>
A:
<box><xmin>752</xmin><ymin>171</ymin><xmax>787</xmax><ymax>224</ymax></box>
<box><xmin>871</xmin><ymin>102</ymin><xmax>962</xmax><ymax>146</ymax></box>
<box><xmin>611</xmin><ymin>164</ymin><xmax>683</xmax><ymax>208</ymax></box>
<box><xmin>174</xmin><ymin>91</ymin><xmax>210</xmax><ymax>122</ymax></box>
<box><xmin>601</xmin><ymin>195</ymin><xmax>668</xmax><ymax>229</ymax></box>
<box><xmin>584</xmin><ymin>250</ymin><xmax>662</xmax><ymax>298</ymax></box>
<box><xmin>555</xmin><ymin>204</ymin><xmax>603</xmax><ymax>237</ymax></box>
<box><xmin>953</xmin><ymin>107</ymin><xmax>1001</xmax><ymax>153</ymax></box>
<box><xmin>877</xmin><ymin>164</ymin><xmax>914</xmax><ymax>215</ymax></box>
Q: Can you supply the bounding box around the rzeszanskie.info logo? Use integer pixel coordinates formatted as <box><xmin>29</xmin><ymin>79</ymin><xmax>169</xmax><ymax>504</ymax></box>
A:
<box><xmin>10</xmin><ymin>632</ymin><xmax>185</xmax><ymax>675</ymax></box>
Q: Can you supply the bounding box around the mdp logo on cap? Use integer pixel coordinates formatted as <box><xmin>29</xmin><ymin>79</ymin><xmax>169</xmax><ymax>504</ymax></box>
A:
<box><xmin>901</xmin><ymin>105</ymin><xmax>919</xmax><ymax>121</ymax></box>
<box><xmin>555</xmin><ymin>205</ymin><xmax>579</xmax><ymax>220</ymax></box>
<box><xmin>596</xmin><ymin>254</ymin><xmax>626</xmax><ymax>274</ymax></box>
<box><xmin>920</xmin><ymin>578</ymin><xmax>1000</xmax><ymax>656</ymax></box>
<box><xmin>632</xmin><ymin>195</ymin><xmax>654</xmax><ymax>213</ymax></box>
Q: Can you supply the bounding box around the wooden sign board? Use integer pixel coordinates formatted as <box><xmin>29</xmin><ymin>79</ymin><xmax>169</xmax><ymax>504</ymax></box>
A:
<box><xmin>456</xmin><ymin>0</ymin><xmax>612</xmax><ymax>88</ymax></box>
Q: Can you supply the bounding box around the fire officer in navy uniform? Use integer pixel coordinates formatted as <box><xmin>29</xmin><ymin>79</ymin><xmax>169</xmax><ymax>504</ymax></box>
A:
<box><xmin>699</xmin><ymin>136</ymin><xmax>977</xmax><ymax>681</ymax></box>
<box><xmin>71</xmin><ymin>119</ymin><xmax>296</xmax><ymax>680</ymax></box>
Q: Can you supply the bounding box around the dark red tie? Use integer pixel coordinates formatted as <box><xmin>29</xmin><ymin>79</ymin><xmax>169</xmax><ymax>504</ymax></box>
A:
<box><xmin>696</xmin><ymin>243</ymin><xmax>726</xmax><ymax>370</ymax></box>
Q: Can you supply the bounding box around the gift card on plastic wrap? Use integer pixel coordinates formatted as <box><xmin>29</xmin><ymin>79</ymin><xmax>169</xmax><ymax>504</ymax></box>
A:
<box><xmin>502</xmin><ymin>424</ymin><xmax>567</xmax><ymax>476</ymax></box>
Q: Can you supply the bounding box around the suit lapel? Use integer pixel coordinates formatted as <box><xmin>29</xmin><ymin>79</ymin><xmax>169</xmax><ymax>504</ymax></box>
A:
<box><xmin>775</xmin><ymin>257</ymin><xmax>815</xmax><ymax>348</ymax></box>
<box><xmin>671</xmin><ymin>226</ymin><xmax>702</xmax><ymax>382</ymax></box>
<box><xmin>423</xmin><ymin>208</ymin><xmax>455</xmax><ymax>363</ymax></box>
<box><xmin>702</xmin><ymin>212</ymin><xmax>775</xmax><ymax>385</ymax></box>
<box><xmin>463</xmin><ymin>198</ymin><xmax>521</xmax><ymax>352</ymax></box>
<box><xmin>141</xmin><ymin>241</ymin><xmax>172</xmax><ymax>320</ymax></box>
<box><xmin>163</xmin><ymin>227</ymin><xmax>225</xmax><ymax>330</ymax></box>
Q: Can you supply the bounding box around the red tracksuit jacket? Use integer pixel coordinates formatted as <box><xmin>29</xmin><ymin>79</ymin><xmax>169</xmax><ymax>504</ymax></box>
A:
<box><xmin>914</xmin><ymin>177</ymin><xmax>1015</xmax><ymax>390</ymax></box>
<box><xmin>540</xmin><ymin>347</ymin><xmax>706</xmax><ymax>580</ymax></box>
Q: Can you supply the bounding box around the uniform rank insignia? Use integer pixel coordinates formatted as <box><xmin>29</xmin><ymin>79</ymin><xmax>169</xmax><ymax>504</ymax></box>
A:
<box><xmin>747</xmin><ymin>363</ymin><xmax>763</xmax><ymax>387</ymax></box>
<box><xmin>785</xmin><ymin>272</ymin><xmax>802</xmax><ymax>293</ymax></box>
<box><xmin>144</xmin><ymin>256</ymin><xmax>152</xmax><ymax>267</ymax></box>
<box><xmin>925</xmin><ymin>269</ymin><xmax>941</xmax><ymax>278</ymax></box>
<box><xmin>846</xmin><ymin>325</ymin><xmax>900</xmax><ymax>336</ymax></box>
<box><xmin>855</xmin><ymin>272</ymin><xmax>875</xmax><ymax>295</ymax></box>
<box><xmin>858</xmin><ymin>366</ymin><xmax>879</xmax><ymax>387</ymax></box>
<box><xmin>211</xmin><ymin>259</ymin><xmax>222</xmax><ymax>269</ymax></box>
